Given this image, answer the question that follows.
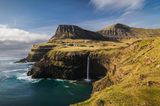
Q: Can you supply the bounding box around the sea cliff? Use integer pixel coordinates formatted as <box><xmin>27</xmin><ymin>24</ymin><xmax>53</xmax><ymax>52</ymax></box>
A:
<box><xmin>24</xmin><ymin>23</ymin><xmax>160</xmax><ymax>106</ymax></box>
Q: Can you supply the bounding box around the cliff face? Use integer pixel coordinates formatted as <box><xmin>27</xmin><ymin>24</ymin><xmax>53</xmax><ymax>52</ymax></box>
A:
<box><xmin>27</xmin><ymin>51</ymin><xmax>109</xmax><ymax>80</ymax></box>
<box><xmin>26</xmin><ymin>43</ymin><xmax>56</xmax><ymax>62</ymax></box>
<box><xmin>49</xmin><ymin>25</ymin><xmax>105</xmax><ymax>41</ymax></box>
<box><xmin>27</xmin><ymin>39</ymin><xmax>127</xmax><ymax>80</ymax></box>
<box><xmin>26</xmin><ymin>35</ymin><xmax>133</xmax><ymax>80</ymax></box>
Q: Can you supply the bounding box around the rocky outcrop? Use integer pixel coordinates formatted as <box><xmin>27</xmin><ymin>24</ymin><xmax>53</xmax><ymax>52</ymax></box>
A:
<box><xmin>27</xmin><ymin>51</ymin><xmax>108</xmax><ymax>80</ymax></box>
<box><xmin>49</xmin><ymin>25</ymin><xmax>106</xmax><ymax>41</ymax></box>
<box><xmin>14</xmin><ymin>58</ymin><xmax>28</xmax><ymax>63</ymax></box>
<box><xmin>26</xmin><ymin>44</ymin><xmax>56</xmax><ymax>62</ymax></box>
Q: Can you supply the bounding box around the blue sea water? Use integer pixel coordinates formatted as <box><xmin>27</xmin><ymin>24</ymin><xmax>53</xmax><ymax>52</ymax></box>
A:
<box><xmin>0</xmin><ymin>57</ymin><xmax>92</xmax><ymax>106</ymax></box>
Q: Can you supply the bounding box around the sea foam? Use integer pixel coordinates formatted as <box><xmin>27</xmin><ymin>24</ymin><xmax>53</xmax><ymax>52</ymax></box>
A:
<box><xmin>16</xmin><ymin>72</ymin><xmax>41</xmax><ymax>83</ymax></box>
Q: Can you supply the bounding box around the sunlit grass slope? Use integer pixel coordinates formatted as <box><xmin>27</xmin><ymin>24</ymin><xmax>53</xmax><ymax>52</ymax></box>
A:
<box><xmin>73</xmin><ymin>37</ymin><xmax>160</xmax><ymax>106</ymax></box>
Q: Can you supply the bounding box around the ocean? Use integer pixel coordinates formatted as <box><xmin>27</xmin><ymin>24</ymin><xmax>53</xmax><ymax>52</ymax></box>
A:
<box><xmin>0</xmin><ymin>57</ymin><xmax>92</xmax><ymax>106</ymax></box>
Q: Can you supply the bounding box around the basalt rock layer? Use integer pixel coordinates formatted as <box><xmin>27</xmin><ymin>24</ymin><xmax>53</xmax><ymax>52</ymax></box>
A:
<box><xmin>27</xmin><ymin>51</ymin><xmax>109</xmax><ymax>80</ymax></box>
<box><xmin>26</xmin><ymin>44</ymin><xmax>56</xmax><ymax>62</ymax></box>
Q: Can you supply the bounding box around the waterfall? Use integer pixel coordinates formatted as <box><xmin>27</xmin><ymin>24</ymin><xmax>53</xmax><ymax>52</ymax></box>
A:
<box><xmin>87</xmin><ymin>56</ymin><xmax>90</xmax><ymax>80</ymax></box>
<box><xmin>85</xmin><ymin>56</ymin><xmax>91</xmax><ymax>82</ymax></box>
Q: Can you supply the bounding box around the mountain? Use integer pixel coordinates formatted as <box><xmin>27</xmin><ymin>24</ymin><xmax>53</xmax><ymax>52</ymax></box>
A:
<box><xmin>98</xmin><ymin>23</ymin><xmax>160</xmax><ymax>40</ymax></box>
<box><xmin>49</xmin><ymin>23</ymin><xmax>160</xmax><ymax>41</ymax></box>
<box><xmin>98</xmin><ymin>23</ymin><xmax>134</xmax><ymax>40</ymax></box>
<box><xmin>49</xmin><ymin>25</ymin><xmax>105</xmax><ymax>41</ymax></box>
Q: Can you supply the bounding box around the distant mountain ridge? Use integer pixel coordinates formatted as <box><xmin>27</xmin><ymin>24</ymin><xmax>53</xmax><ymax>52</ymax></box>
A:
<box><xmin>50</xmin><ymin>23</ymin><xmax>160</xmax><ymax>41</ymax></box>
<box><xmin>50</xmin><ymin>25</ymin><xmax>105</xmax><ymax>41</ymax></box>
<box><xmin>97</xmin><ymin>23</ymin><xmax>134</xmax><ymax>40</ymax></box>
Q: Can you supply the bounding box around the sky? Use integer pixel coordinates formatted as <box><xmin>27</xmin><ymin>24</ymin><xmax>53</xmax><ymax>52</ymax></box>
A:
<box><xmin>0</xmin><ymin>0</ymin><xmax>160</xmax><ymax>57</ymax></box>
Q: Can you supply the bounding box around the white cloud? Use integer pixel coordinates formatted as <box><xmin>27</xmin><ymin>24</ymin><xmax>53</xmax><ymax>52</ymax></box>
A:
<box><xmin>0</xmin><ymin>25</ymin><xmax>50</xmax><ymax>43</ymax></box>
<box><xmin>0</xmin><ymin>25</ymin><xmax>52</xmax><ymax>58</ymax></box>
<box><xmin>90</xmin><ymin>0</ymin><xmax>145</xmax><ymax>11</ymax></box>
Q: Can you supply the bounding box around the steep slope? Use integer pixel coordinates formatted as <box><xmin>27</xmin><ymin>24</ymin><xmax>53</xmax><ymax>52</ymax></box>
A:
<box><xmin>49</xmin><ymin>25</ymin><xmax>105</xmax><ymax>41</ymax></box>
<box><xmin>132</xmin><ymin>28</ymin><xmax>160</xmax><ymax>37</ymax></box>
<box><xmin>98</xmin><ymin>23</ymin><xmax>134</xmax><ymax>40</ymax></box>
<box><xmin>73</xmin><ymin>37</ymin><xmax>160</xmax><ymax>106</ymax></box>
<box><xmin>26</xmin><ymin>43</ymin><xmax>56</xmax><ymax>62</ymax></box>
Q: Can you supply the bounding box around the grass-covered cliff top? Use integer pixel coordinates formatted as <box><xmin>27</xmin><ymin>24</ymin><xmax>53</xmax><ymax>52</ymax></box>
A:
<box><xmin>35</xmin><ymin>39</ymin><xmax>140</xmax><ymax>53</ymax></box>
<box><xmin>27</xmin><ymin>37</ymin><xmax>160</xmax><ymax>105</ymax></box>
<box><xmin>28</xmin><ymin>39</ymin><xmax>140</xmax><ymax>62</ymax></box>
<box><xmin>72</xmin><ymin>37</ymin><xmax>160</xmax><ymax>106</ymax></box>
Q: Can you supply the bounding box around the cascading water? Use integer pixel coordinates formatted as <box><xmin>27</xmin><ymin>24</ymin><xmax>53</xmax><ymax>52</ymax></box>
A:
<box><xmin>87</xmin><ymin>56</ymin><xmax>90</xmax><ymax>80</ymax></box>
<box><xmin>85</xmin><ymin>56</ymin><xmax>91</xmax><ymax>82</ymax></box>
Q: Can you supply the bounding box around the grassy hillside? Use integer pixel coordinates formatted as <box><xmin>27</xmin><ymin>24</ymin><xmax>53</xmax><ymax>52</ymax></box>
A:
<box><xmin>132</xmin><ymin>28</ymin><xmax>160</xmax><ymax>37</ymax></box>
<box><xmin>73</xmin><ymin>37</ymin><xmax>160</xmax><ymax>106</ymax></box>
<box><xmin>97</xmin><ymin>23</ymin><xmax>160</xmax><ymax>40</ymax></box>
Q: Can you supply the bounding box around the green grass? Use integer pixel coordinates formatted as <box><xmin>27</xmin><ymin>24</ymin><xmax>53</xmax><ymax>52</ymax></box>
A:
<box><xmin>28</xmin><ymin>37</ymin><xmax>160</xmax><ymax>106</ymax></box>
<box><xmin>72</xmin><ymin>37</ymin><xmax>160</xmax><ymax>106</ymax></box>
